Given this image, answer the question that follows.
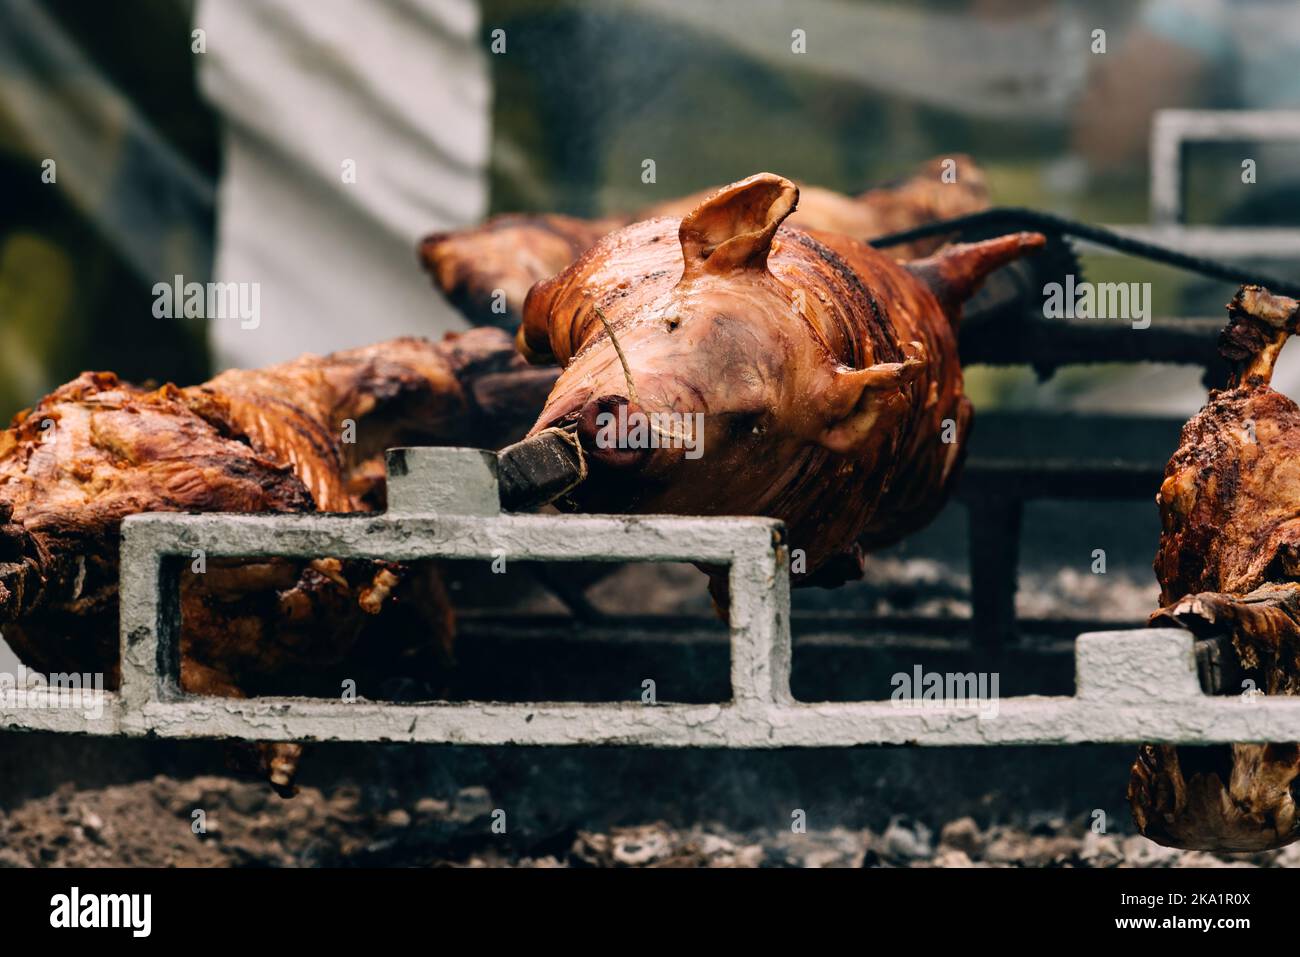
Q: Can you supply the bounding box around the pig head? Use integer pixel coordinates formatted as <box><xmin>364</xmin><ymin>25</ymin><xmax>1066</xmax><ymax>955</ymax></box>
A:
<box><xmin>520</xmin><ymin>172</ymin><xmax>1043</xmax><ymax>588</ymax></box>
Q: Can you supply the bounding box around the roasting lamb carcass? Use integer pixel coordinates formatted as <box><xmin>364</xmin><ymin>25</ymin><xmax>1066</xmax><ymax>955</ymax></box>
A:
<box><xmin>0</xmin><ymin>328</ymin><xmax>556</xmax><ymax>793</ymax></box>
<box><xmin>518</xmin><ymin>172</ymin><xmax>1043</xmax><ymax>599</ymax></box>
<box><xmin>1130</xmin><ymin>285</ymin><xmax>1300</xmax><ymax>852</ymax></box>
<box><xmin>421</xmin><ymin>155</ymin><xmax>989</xmax><ymax>328</ymax></box>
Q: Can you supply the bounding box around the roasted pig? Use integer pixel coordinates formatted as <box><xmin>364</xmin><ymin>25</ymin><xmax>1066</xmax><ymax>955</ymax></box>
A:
<box><xmin>1130</xmin><ymin>285</ymin><xmax>1300</xmax><ymax>852</ymax></box>
<box><xmin>0</xmin><ymin>328</ymin><xmax>556</xmax><ymax>793</ymax></box>
<box><xmin>421</xmin><ymin>155</ymin><xmax>989</xmax><ymax>328</ymax></box>
<box><xmin>519</xmin><ymin>171</ymin><xmax>1043</xmax><ymax>599</ymax></box>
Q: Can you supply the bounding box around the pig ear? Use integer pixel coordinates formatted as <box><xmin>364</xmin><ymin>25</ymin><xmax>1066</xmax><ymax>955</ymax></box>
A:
<box><xmin>517</xmin><ymin>275</ymin><xmax>563</xmax><ymax>365</ymax></box>
<box><xmin>817</xmin><ymin>342</ymin><xmax>927</xmax><ymax>455</ymax></box>
<box><xmin>678</xmin><ymin>173</ymin><xmax>798</xmax><ymax>280</ymax></box>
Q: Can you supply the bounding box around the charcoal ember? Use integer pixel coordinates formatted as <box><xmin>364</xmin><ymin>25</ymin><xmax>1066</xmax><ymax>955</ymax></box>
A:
<box><xmin>981</xmin><ymin>826</ymin><xmax>1080</xmax><ymax>867</ymax></box>
<box><xmin>881</xmin><ymin>816</ymin><xmax>932</xmax><ymax>860</ymax></box>
<box><xmin>78</xmin><ymin>809</ymin><xmax>106</xmax><ymax>844</ymax></box>
<box><xmin>610</xmin><ymin>824</ymin><xmax>674</xmax><ymax>866</ymax></box>
<box><xmin>414</xmin><ymin>797</ymin><xmax>450</xmax><ymax>818</ymax></box>
<box><xmin>570</xmin><ymin>823</ymin><xmax>764</xmax><ymax>868</ymax></box>
<box><xmin>7</xmin><ymin>776</ymin><xmax>1299</xmax><ymax>868</ymax></box>
<box><xmin>755</xmin><ymin>827</ymin><xmax>861</xmax><ymax>868</ymax></box>
<box><xmin>384</xmin><ymin>809</ymin><xmax>412</xmax><ymax>829</ymax></box>
<box><xmin>1027</xmin><ymin>812</ymin><xmax>1068</xmax><ymax>836</ymax></box>
<box><xmin>1078</xmin><ymin>831</ymin><xmax>1124</xmax><ymax>868</ymax></box>
<box><xmin>938</xmin><ymin>816</ymin><xmax>984</xmax><ymax>857</ymax></box>
<box><xmin>930</xmin><ymin>849</ymin><xmax>977</xmax><ymax>868</ymax></box>
<box><xmin>450</xmin><ymin>786</ymin><xmax>494</xmax><ymax>825</ymax></box>
<box><xmin>1121</xmin><ymin>834</ymin><xmax>1183</xmax><ymax>868</ymax></box>
<box><xmin>570</xmin><ymin>823</ymin><xmax>675</xmax><ymax>867</ymax></box>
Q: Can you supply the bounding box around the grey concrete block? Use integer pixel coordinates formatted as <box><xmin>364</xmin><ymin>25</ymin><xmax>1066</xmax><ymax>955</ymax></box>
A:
<box><xmin>7</xmin><ymin>448</ymin><xmax>1300</xmax><ymax>749</ymax></box>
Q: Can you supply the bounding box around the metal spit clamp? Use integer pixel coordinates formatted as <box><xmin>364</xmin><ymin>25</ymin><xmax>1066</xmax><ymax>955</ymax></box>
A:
<box><xmin>385</xmin><ymin>447</ymin><xmax>500</xmax><ymax>517</ymax></box>
<box><xmin>386</xmin><ymin>429</ymin><xmax>586</xmax><ymax>517</ymax></box>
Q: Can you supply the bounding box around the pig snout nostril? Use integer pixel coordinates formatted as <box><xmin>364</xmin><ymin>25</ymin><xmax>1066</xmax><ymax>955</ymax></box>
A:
<box><xmin>577</xmin><ymin>395</ymin><xmax>651</xmax><ymax>469</ymax></box>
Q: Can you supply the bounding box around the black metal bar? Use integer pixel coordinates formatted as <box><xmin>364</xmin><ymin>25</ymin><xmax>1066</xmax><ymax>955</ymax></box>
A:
<box><xmin>966</xmin><ymin>497</ymin><xmax>1023</xmax><ymax>654</ymax></box>
<box><xmin>871</xmin><ymin>207</ymin><xmax>1300</xmax><ymax>298</ymax></box>
<box><xmin>453</xmin><ymin>612</ymin><xmax>1133</xmax><ymax>644</ymax></box>
<box><xmin>1193</xmin><ymin>635</ymin><xmax>1244</xmax><ymax>696</ymax></box>
<box><xmin>957</xmin><ymin>459</ymin><xmax>1164</xmax><ymax>501</ymax></box>
<box><xmin>960</xmin><ymin>312</ymin><xmax>1227</xmax><ymax>381</ymax></box>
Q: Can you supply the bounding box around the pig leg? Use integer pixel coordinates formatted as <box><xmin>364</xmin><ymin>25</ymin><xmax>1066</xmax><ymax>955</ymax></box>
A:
<box><xmin>1130</xmin><ymin>742</ymin><xmax>1300</xmax><ymax>852</ymax></box>
<box><xmin>181</xmin><ymin>659</ymin><xmax>305</xmax><ymax>798</ymax></box>
<box><xmin>1129</xmin><ymin>584</ymin><xmax>1300</xmax><ymax>851</ymax></box>
<box><xmin>181</xmin><ymin>559</ymin><xmax>443</xmax><ymax>798</ymax></box>
<box><xmin>225</xmin><ymin>740</ymin><xmax>306</xmax><ymax>800</ymax></box>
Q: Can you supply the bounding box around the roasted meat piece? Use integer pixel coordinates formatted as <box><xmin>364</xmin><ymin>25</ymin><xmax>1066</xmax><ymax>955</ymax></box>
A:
<box><xmin>422</xmin><ymin>214</ymin><xmax>624</xmax><ymax>330</ymax></box>
<box><xmin>421</xmin><ymin>155</ymin><xmax>989</xmax><ymax>327</ymax></box>
<box><xmin>1131</xmin><ymin>286</ymin><xmax>1300</xmax><ymax>851</ymax></box>
<box><xmin>520</xmin><ymin>171</ymin><xmax>1042</xmax><ymax>598</ymax></box>
<box><xmin>0</xmin><ymin>328</ymin><xmax>556</xmax><ymax>793</ymax></box>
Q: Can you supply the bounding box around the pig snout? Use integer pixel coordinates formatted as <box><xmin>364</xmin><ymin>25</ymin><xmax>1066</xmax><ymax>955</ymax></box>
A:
<box><xmin>576</xmin><ymin>395</ymin><xmax>653</xmax><ymax>469</ymax></box>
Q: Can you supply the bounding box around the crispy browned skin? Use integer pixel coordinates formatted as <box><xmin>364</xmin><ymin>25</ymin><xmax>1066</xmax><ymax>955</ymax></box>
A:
<box><xmin>421</xmin><ymin>156</ymin><xmax>989</xmax><ymax>327</ymax></box>
<box><xmin>519</xmin><ymin>172</ymin><xmax>1041</xmax><ymax>595</ymax></box>
<box><xmin>1131</xmin><ymin>286</ymin><xmax>1300</xmax><ymax>851</ymax></box>
<box><xmin>0</xmin><ymin>327</ymin><xmax>554</xmax><ymax>793</ymax></box>
<box><xmin>640</xmin><ymin>156</ymin><xmax>988</xmax><ymax>252</ymax></box>
<box><xmin>420</xmin><ymin>214</ymin><xmax>623</xmax><ymax>328</ymax></box>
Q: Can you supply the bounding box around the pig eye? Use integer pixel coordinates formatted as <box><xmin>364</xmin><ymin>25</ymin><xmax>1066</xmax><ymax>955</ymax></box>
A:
<box><xmin>664</xmin><ymin>315</ymin><xmax>681</xmax><ymax>331</ymax></box>
<box><xmin>728</xmin><ymin>411</ymin><xmax>767</xmax><ymax>439</ymax></box>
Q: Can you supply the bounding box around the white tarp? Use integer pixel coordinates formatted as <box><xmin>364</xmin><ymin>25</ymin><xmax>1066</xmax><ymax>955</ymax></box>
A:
<box><xmin>195</xmin><ymin>0</ymin><xmax>491</xmax><ymax>369</ymax></box>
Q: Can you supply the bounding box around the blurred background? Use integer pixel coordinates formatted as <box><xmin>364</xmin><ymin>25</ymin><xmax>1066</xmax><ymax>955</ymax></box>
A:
<box><xmin>5</xmin><ymin>0</ymin><xmax>1300</xmax><ymax>866</ymax></box>
<box><xmin>4</xmin><ymin>0</ymin><xmax>1300</xmax><ymax>421</ymax></box>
